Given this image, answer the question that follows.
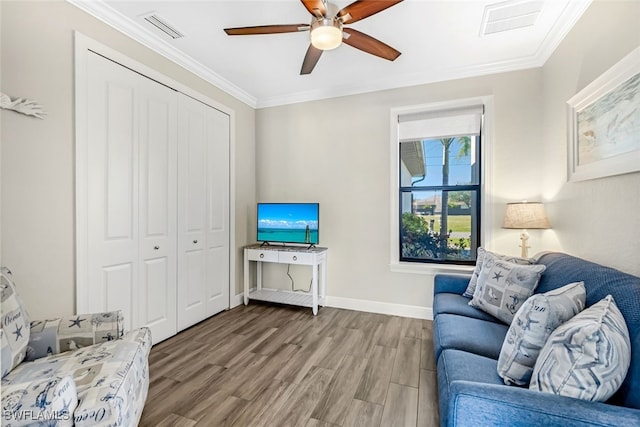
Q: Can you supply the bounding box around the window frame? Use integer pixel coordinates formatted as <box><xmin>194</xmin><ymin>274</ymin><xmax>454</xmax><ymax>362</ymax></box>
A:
<box><xmin>389</xmin><ymin>96</ymin><xmax>494</xmax><ymax>274</ymax></box>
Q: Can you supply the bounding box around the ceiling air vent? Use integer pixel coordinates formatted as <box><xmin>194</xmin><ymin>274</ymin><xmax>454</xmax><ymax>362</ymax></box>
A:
<box><xmin>480</xmin><ymin>0</ymin><xmax>543</xmax><ymax>36</ymax></box>
<box><xmin>142</xmin><ymin>13</ymin><xmax>185</xmax><ymax>40</ymax></box>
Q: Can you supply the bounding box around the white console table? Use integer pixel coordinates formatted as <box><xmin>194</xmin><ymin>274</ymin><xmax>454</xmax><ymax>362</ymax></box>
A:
<box><xmin>243</xmin><ymin>244</ymin><xmax>327</xmax><ymax>315</ymax></box>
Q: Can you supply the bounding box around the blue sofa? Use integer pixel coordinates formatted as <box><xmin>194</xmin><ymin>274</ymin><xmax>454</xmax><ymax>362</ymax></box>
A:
<box><xmin>433</xmin><ymin>252</ymin><xmax>640</xmax><ymax>426</ymax></box>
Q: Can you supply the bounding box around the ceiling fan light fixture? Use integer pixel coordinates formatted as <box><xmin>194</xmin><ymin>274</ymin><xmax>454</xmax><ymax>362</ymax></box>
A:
<box><xmin>310</xmin><ymin>18</ymin><xmax>343</xmax><ymax>50</ymax></box>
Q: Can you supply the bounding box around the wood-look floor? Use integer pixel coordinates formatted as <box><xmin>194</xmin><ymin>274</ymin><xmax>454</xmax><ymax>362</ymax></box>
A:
<box><xmin>139</xmin><ymin>303</ymin><xmax>439</xmax><ymax>427</ymax></box>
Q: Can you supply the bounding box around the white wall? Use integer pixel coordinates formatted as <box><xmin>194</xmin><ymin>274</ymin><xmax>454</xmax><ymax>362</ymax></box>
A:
<box><xmin>540</xmin><ymin>0</ymin><xmax>640</xmax><ymax>276</ymax></box>
<box><xmin>256</xmin><ymin>69</ymin><xmax>545</xmax><ymax>313</ymax></box>
<box><xmin>0</xmin><ymin>1</ymin><xmax>256</xmax><ymax>318</ymax></box>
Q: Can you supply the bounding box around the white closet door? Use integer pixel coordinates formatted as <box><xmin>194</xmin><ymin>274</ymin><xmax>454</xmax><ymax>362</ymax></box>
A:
<box><xmin>177</xmin><ymin>94</ymin><xmax>230</xmax><ymax>331</ymax></box>
<box><xmin>177</xmin><ymin>94</ymin><xmax>209</xmax><ymax>330</ymax></box>
<box><xmin>86</xmin><ymin>52</ymin><xmax>139</xmax><ymax>332</ymax></box>
<box><xmin>85</xmin><ymin>52</ymin><xmax>178</xmax><ymax>341</ymax></box>
<box><xmin>206</xmin><ymin>108</ymin><xmax>230</xmax><ymax>316</ymax></box>
<box><xmin>138</xmin><ymin>78</ymin><xmax>178</xmax><ymax>343</ymax></box>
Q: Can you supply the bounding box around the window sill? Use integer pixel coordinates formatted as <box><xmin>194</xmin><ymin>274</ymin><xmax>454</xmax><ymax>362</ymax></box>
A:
<box><xmin>389</xmin><ymin>261</ymin><xmax>474</xmax><ymax>276</ymax></box>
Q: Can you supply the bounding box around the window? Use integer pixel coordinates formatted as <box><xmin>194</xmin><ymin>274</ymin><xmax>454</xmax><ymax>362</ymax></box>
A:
<box><xmin>392</xmin><ymin>100</ymin><xmax>489</xmax><ymax>267</ymax></box>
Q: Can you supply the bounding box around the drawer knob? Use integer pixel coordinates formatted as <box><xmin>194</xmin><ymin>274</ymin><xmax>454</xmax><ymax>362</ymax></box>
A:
<box><xmin>193</xmin><ymin>240</ymin><xmax>198</xmax><ymax>244</ymax></box>
<box><xmin>154</xmin><ymin>245</ymin><xmax>160</xmax><ymax>250</ymax></box>
<box><xmin>259</xmin><ymin>253</ymin><xmax>264</xmax><ymax>258</ymax></box>
<box><xmin>293</xmin><ymin>256</ymin><xmax>298</xmax><ymax>261</ymax></box>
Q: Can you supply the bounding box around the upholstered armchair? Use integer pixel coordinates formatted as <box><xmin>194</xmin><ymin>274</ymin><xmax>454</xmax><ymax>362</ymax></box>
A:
<box><xmin>1</xmin><ymin>268</ymin><xmax>152</xmax><ymax>426</ymax></box>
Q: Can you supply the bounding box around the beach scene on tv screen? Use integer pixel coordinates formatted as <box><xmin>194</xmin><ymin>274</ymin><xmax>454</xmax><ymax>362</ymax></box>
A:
<box><xmin>258</xmin><ymin>204</ymin><xmax>319</xmax><ymax>244</ymax></box>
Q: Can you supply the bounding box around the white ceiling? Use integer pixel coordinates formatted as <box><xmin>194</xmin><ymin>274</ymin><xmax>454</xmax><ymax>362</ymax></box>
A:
<box><xmin>68</xmin><ymin>0</ymin><xmax>591</xmax><ymax>108</ymax></box>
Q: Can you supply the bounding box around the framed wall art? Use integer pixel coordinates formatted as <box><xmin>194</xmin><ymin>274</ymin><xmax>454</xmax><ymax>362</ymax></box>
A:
<box><xmin>567</xmin><ymin>46</ymin><xmax>640</xmax><ymax>182</ymax></box>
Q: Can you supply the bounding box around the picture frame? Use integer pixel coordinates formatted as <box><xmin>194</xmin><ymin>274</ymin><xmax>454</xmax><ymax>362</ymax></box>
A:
<box><xmin>567</xmin><ymin>46</ymin><xmax>640</xmax><ymax>182</ymax></box>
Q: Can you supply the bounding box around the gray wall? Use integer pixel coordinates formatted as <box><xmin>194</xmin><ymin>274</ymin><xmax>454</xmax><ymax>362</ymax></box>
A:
<box><xmin>540</xmin><ymin>0</ymin><xmax>640</xmax><ymax>275</ymax></box>
<box><xmin>256</xmin><ymin>69</ymin><xmax>545</xmax><ymax>311</ymax></box>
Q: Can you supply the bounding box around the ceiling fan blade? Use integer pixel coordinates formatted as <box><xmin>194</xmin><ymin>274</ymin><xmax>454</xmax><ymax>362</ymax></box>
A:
<box><xmin>300</xmin><ymin>0</ymin><xmax>327</xmax><ymax>18</ymax></box>
<box><xmin>224</xmin><ymin>24</ymin><xmax>309</xmax><ymax>35</ymax></box>
<box><xmin>337</xmin><ymin>0</ymin><xmax>403</xmax><ymax>24</ymax></box>
<box><xmin>342</xmin><ymin>28</ymin><xmax>401</xmax><ymax>61</ymax></box>
<box><xmin>301</xmin><ymin>44</ymin><xmax>323</xmax><ymax>75</ymax></box>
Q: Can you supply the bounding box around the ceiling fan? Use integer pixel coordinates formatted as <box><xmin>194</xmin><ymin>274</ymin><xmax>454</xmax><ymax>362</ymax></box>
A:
<box><xmin>224</xmin><ymin>0</ymin><xmax>403</xmax><ymax>75</ymax></box>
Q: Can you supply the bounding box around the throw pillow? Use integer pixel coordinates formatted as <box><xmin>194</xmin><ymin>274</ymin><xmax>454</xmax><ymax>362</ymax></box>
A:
<box><xmin>469</xmin><ymin>258</ymin><xmax>546</xmax><ymax>324</ymax></box>
<box><xmin>0</xmin><ymin>269</ymin><xmax>31</xmax><ymax>377</ymax></box>
<box><xmin>463</xmin><ymin>248</ymin><xmax>533</xmax><ymax>298</ymax></box>
<box><xmin>497</xmin><ymin>281</ymin><xmax>586</xmax><ymax>385</ymax></box>
<box><xmin>530</xmin><ymin>295</ymin><xmax>631</xmax><ymax>402</ymax></box>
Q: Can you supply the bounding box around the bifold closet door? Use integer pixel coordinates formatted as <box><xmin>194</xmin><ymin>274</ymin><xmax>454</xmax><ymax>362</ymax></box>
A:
<box><xmin>84</xmin><ymin>52</ymin><xmax>178</xmax><ymax>341</ymax></box>
<box><xmin>177</xmin><ymin>94</ymin><xmax>230</xmax><ymax>331</ymax></box>
<box><xmin>138</xmin><ymin>77</ymin><xmax>178</xmax><ymax>343</ymax></box>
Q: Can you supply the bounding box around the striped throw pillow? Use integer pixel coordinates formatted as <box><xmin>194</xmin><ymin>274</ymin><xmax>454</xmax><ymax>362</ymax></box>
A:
<box><xmin>530</xmin><ymin>295</ymin><xmax>631</xmax><ymax>401</ymax></box>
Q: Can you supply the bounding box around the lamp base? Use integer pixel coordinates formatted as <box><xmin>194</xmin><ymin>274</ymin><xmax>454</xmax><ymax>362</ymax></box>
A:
<box><xmin>519</xmin><ymin>231</ymin><xmax>531</xmax><ymax>258</ymax></box>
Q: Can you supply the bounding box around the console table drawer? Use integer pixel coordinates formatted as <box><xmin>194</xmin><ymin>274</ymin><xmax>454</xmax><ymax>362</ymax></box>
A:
<box><xmin>278</xmin><ymin>252</ymin><xmax>313</xmax><ymax>265</ymax></box>
<box><xmin>247</xmin><ymin>249</ymin><xmax>279</xmax><ymax>262</ymax></box>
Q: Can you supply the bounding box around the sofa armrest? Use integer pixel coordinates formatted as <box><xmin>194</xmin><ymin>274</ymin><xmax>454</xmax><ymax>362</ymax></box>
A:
<box><xmin>1</xmin><ymin>375</ymin><xmax>78</xmax><ymax>426</ymax></box>
<box><xmin>447</xmin><ymin>381</ymin><xmax>640</xmax><ymax>427</ymax></box>
<box><xmin>26</xmin><ymin>311</ymin><xmax>124</xmax><ymax>361</ymax></box>
<box><xmin>434</xmin><ymin>274</ymin><xmax>471</xmax><ymax>295</ymax></box>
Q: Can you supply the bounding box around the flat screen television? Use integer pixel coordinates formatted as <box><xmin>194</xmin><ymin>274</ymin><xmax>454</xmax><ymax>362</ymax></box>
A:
<box><xmin>257</xmin><ymin>203</ymin><xmax>319</xmax><ymax>246</ymax></box>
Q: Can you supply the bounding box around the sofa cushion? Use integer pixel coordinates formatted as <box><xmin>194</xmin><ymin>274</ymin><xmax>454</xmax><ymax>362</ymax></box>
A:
<box><xmin>437</xmin><ymin>349</ymin><xmax>503</xmax><ymax>427</ymax></box>
<box><xmin>497</xmin><ymin>281</ymin><xmax>586</xmax><ymax>385</ymax></box>
<box><xmin>536</xmin><ymin>252</ymin><xmax>640</xmax><ymax>409</ymax></box>
<box><xmin>463</xmin><ymin>248</ymin><xmax>533</xmax><ymax>298</ymax></box>
<box><xmin>434</xmin><ymin>293</ymin><xmax>502</xmax><ymax>323</ymax></box>
<box><xmin>1</xmin><ymin>269</ymin><xmax>31</xmax><ymax>377</ymax></box>
<box><xmin>530</xmin><ymin>295</ymin><xmax>631</xmax><ymax>402</ymax></box>
<box><xmin>433</xmin><ymin>313</ymin><xmax>508</xmax><ymax>361</ymax></box>
<box><xmin>469</xmin><ymin>259</ymin><xmax>546</xmax><ymax>324</ymax></box>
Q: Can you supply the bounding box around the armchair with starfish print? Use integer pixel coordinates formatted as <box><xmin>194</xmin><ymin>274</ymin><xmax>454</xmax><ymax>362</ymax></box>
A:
<box><xmin>1</xmin><ymin>268</ymin><xmax>152</xmax><ymax>426</ymax></box>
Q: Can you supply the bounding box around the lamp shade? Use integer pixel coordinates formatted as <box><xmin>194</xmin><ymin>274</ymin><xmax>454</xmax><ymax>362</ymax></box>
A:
<box><xmin>502</xmin><ymin>202</ymin><xmax>550</xmax><ymax>229</ymax></box>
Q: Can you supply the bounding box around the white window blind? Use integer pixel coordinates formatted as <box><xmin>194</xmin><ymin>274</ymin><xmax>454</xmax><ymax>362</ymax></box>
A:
<box><xmin>398</xmin><ymin>105</ymin><xmax>484</xmax><ymax>141</ymax></box>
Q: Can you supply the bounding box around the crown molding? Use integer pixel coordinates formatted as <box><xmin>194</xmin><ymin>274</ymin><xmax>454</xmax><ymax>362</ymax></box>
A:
<box><xmin>66</xmin><ymin>0</ymin><xmax>257</xmax><ymax>108</ymax></box>
<box><xmin>535</xmin><ymin>0</ymin><xmax>592</xmax><ymax>65</ymax></box>
<box><xmin>67</xmin><ymin>0</ymin><xmax>590</xmax><ymax>110</ymax></box>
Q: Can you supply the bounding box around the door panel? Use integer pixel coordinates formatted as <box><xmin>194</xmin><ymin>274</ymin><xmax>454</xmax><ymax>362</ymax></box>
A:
<box><xmin>86</xmin><ymin>53</ymin><xmax>139</xmax><ymax>323</ymax></box>
<box><xmin>177</xmin><ymin>95</ymin><xmax>209</xmax><ymax>330</ymax></box>
<box><xmin>138</xmin><ymin>78</ymin><xmax>178</xmax><ymax>343</ymax></box>
<box><xmin>102</xmin><ymin>263</ymin><xmax>134</xmax><ymax>332</ymax></box>
<box><xmin>206</xmin><ymin>109</ymin><xmax>230</xmax><ymax>316</ymax></box>
<box><xmin>177</xmin><ymin>95</ymin><xmax>229</xmax><ymax>328</ymax></box>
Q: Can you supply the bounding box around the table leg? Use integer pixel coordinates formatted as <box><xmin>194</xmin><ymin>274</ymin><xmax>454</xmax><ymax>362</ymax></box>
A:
<box><xmin>243</xmin><ymin>249</ymin><xmax>249</xmax><ymax>305</ymax></box>
<box><xmin>312</xmin><ymin>263</ymin><xmax>318</xmax><ymax>315</ymax></box>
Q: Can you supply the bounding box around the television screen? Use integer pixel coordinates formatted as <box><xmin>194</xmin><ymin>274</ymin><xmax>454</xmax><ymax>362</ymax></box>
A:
<box><xmin>257</xmin><ymin>203</ymin><xmax>319</xmax><ymax>245</ymax></box>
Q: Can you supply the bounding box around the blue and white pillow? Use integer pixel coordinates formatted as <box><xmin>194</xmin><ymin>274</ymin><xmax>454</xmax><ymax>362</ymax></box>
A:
<box><xmin>463</xmin><ymin>248</ymin><xmax>533</xmax><ymax>298</ymax></box>
<box><xmin>469</xmin><ymin>258</ymin><xmax>546</xmax><ymax>324</ymax></box>
<box><xmin>530</xmin><ymin>295</ymin><xmax>631</xmax><ymax>401</ymax></box>
<box><xmin>498</xmin><ymin>281</ymin><xmax>586</xmax><ymax>385</ymax></box>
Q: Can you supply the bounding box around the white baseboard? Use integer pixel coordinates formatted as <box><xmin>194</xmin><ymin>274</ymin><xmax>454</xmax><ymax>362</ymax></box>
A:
<box><xmin>230</xmin><ymin>293</ymin><xmax>244</xmax><ymax>309</ymax></box>
<box><xmin>233</xmin><ymin>292</ymin><xmax>433</xmax><ymax>320</ymax></box>
<box><xmin>325</xmin><ymin>296</ymin><xmax>433</xmax><ymax>320</ymax></box>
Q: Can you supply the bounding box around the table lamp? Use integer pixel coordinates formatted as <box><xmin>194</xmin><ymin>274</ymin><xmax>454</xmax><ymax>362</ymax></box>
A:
<box><xmin>502</xmin><ymin>202</ymin><xmax>550</xmax><ymax>258</ymax></box>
